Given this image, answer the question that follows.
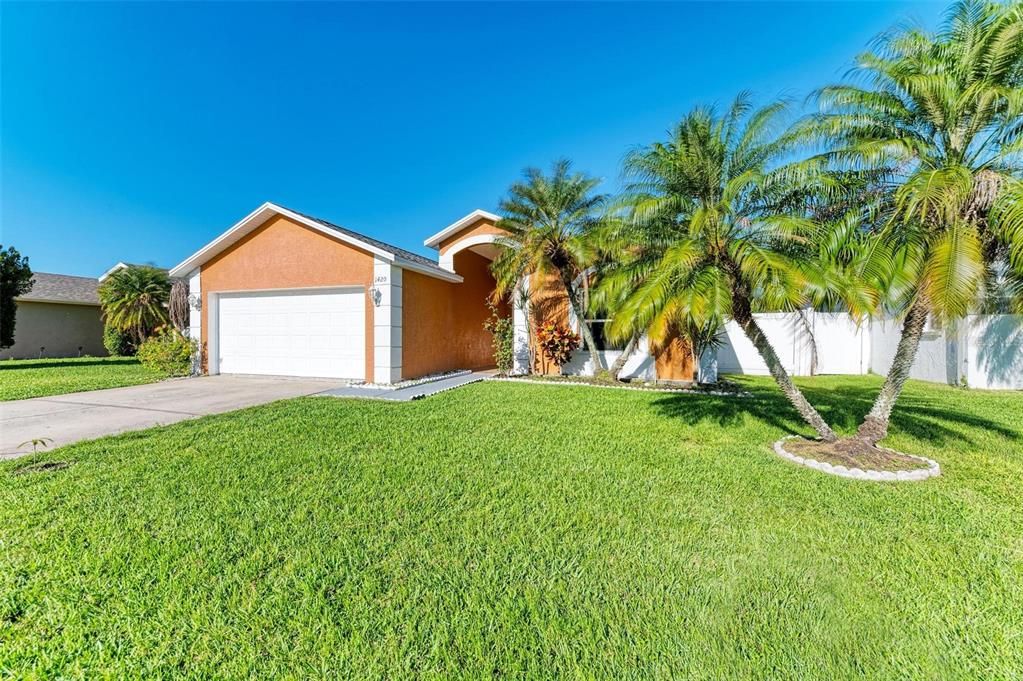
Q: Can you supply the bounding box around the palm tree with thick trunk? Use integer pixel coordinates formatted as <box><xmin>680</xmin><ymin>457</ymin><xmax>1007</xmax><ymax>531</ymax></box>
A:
<box><xmin>804</xmin><ymin>0</ymin><xmax>1023</xmax><ymax>443</ymax></box>
<box><xmin>491</xmin><ymin>160</ymin><xmax>607</xmax><ymax>374</ymax></box>
<box><xmin>98</xmin><ymin>265</ymin><xmax>171</xmax><ymax>344</ymax></box>
<box><xmin>600</xmin><ymin>94</ymin><xmax>841</xmax><ymax>441</ymax></box>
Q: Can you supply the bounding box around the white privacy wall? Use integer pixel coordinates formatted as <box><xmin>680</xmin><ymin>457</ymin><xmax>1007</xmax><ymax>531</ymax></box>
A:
<box><xmin>716</xmin><ymin>312</ymin><xmax>870</xmax><ymax>376</ymax></box>
<box><xmin>562</xmin><ymin>340</ymin><xmax>657</xmax><ymax>381</ymax></box>
<box><xmin>715</xmin><ymin>311</ymin><xmax>1020</xmax><ymax>389</ymax></box>
<box><xmin>515</xmin><ymin>303</ymin><xmax>1022</xmax><ymax>390</ymax></box>
<box><xmin>869</xmin><ymin>318</ymin><xmax>956</xmax><ymax>385</ymax></box>
<box><xmin>964</xmin><ymin>315</ymin><xmax>1023</xmax><ymax>390</ymax></box>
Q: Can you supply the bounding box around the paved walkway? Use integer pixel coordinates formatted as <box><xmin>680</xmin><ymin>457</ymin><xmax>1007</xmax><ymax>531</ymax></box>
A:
<box><xmin>1</xmin><ymin>375</ymin><xmax>346</xmax><ymax>459</ymax></box>
<box><xmin>318</xmin><ymin>372</ymin><xmax>485</xmax><ymax>401</ymax></box>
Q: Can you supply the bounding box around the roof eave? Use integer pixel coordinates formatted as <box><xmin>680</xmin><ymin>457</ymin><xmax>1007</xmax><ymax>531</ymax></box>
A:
<box><xmin>395</xmin><ymin>257</ymin><xmax>463</xmax><ymax>283</ymax></box>
<box><xmin>423</xmin><ymin>209</ymin><xmax>501</xmax><ymax>249</ymax></box>
<box><xmin>16</xmin><ymin>297</ymin><xmax>101</xmax><ymax>307</ymax></box>
<box><xmin>169</xmin><ymin>202</ymin><xmax>462</xmax><ymax>283</ymax></box>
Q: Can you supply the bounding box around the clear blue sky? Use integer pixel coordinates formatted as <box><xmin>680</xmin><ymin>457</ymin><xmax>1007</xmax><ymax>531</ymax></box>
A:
<box><xmin>2</xmin><ymin>1</ymin><xmax>944</xmax><ymax>277</ymax></box>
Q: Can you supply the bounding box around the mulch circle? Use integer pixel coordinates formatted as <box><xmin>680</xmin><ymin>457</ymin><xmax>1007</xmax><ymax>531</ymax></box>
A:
<box><xmin>773</xmin><ymin>436</ymin><xmax>940</xmax><ymax>482</ymax></box>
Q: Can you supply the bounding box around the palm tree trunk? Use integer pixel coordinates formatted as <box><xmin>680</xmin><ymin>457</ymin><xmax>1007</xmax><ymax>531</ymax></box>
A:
<box><xmin>733</xmin><ymin>308</ymin><xmax>838</xmax><ymax>442</ymax></box>
<box><xmin>560</xmin><ymin>271</ymin><xmax>605</xmax><ymax>373</ymax></box>
<box><xmin>856</xmin><ymin>298</ymin><xmax>929</xmax><ymax>444</ymax></box>
<box><xmin>608</xmin><ymin>333</ymin><xmax>640</xmax><ymax>381</ymax></box>
<box><xmin>796</xmin><ymin>308</ymin><xmax>818</xmax><ymax>376</ymax></box>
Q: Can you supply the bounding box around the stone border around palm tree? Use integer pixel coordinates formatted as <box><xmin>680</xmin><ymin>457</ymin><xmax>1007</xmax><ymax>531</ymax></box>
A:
<box><xmin>773</xmin><ymin>435</ymin><xmax>940</xmax><ymax>482</ymax></box>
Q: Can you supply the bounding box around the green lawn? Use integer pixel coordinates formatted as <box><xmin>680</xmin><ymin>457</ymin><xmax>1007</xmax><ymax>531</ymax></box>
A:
<box><xmin>0</xmin><ymin>357</ymin><xmax>165</xmax><ymax>401</ymax></box>
<box><xmin>1</xmin><ymin>376</ymin><xmax>1020</xmax><ymax>678</ymax></box>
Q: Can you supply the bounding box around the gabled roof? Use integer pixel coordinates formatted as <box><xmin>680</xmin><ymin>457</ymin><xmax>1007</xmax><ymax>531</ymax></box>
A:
<box><xmin>168</xmin><ymin>202</ymin><xmax>462</xmax><ymax>282</ymax></box>
<box><xmin>423</xmin><ymin>209</ymin><xmax>501</xmax><ymax>249</ymax></box>
<box><xmin>16</xmin><ymin>273</ymin><xmax>100</xmax><ymax>306</ymax></box>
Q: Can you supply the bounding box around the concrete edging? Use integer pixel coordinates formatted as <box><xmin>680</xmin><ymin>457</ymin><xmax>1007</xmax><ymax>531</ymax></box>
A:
<box><xmin>773</xmin><ymin>435</ymin><xmax>941</xmax><ymax>482</ymax></box>
<box><xmin>408</xmin><ymin>376</ymin><xmax>485</xmax><ymax>400</ymax></box>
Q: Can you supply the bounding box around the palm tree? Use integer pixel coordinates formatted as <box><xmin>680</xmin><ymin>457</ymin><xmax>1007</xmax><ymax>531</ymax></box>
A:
<box><xmin>491</xmin><ymin>160</ymin><xmax>607</xmax><ymax>373</ymax></box>
<box><xmin>601</xmin><ymin>94</ymin><xmax>841</xmax><ymax>441</ymax></box>
<box><xmin>98</xmin><ymin>265</ymin><xmax>171</xmax><ymax>344</ymax></box>
<box><xmin>805</xmin><ymin>0</ymin><xmax>1023</xmax><ymax>443</ymax></box>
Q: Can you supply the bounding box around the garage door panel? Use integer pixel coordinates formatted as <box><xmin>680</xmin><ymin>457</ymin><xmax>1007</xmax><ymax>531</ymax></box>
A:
<box><xmin>218</xmin><ymin>289</ymin><xmax>365</xmax><ymax>379</ymax></box>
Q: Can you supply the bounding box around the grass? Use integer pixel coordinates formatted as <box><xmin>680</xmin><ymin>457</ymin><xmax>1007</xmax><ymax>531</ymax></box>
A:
<box><xmin>0</xmin><ymin>357</ymin><xmax>165</xmax><ymax>401</ymax></box>
<box><xmin>1</xmin><ymin>375</ymin><xmax>1021</xmax><ymax>678</ymax></box>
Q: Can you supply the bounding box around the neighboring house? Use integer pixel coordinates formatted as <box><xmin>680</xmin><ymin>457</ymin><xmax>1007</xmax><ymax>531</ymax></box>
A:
<box><xmin>169</xmin><ymin>202</ymin><xmax>695</xmax><ymax>384</ymax></box>
<box><xmin>98</xmin><ymin>261</ymin><xmax>169</xmax><ymax>282</ymax></box>
<box><xmin>3</xmin><ymin>273</ymin><xmax>107</xmax><ymax>360</ymax></box>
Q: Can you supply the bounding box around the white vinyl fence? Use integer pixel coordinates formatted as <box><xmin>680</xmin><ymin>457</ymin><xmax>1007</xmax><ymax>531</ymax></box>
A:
<box><xmin>717</xmin><ymin>311</ymin><xmax>1022</xmax><ymax>390</ymax></box>
<box><xmin>514</xmin><ymin>304</ymin><xmax>1023</xmax><ymax>390</ymax></box>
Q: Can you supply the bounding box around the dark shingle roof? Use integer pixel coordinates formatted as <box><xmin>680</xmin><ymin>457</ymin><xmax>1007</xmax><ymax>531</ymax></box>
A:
<box><xmin>282</xmin><ymin>206</ymin><xmax>443</xmax><ymax>271</ymax></box>
<box><xmin>16</xmin><ymin>272</ymin><xmax>100</xmax><ymax>305</ymax></box>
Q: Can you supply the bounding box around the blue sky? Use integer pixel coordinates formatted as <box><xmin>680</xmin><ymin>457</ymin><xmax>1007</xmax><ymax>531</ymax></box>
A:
<box><xmin>2</xmin><ymin>1</ymin><xmax>944</xmax><ymax>277</ymax></box>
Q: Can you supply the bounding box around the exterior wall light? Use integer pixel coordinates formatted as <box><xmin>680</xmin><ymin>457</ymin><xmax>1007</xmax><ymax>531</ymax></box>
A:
<box><xmin>369</xmin><ymin>286</ymin><xmax>383</xmax><ymax>307</ymax></box>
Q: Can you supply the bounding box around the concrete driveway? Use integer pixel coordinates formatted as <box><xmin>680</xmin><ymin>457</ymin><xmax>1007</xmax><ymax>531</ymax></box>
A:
<box><xmin>0</xmin><ymin>375</ymin><xmax>346</xmax><ymax>459</ymax></box>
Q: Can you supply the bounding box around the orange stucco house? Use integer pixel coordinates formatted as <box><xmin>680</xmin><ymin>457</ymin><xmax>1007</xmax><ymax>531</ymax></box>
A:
<box><xmin>169</xmin><ymin>202</ymin><xmax>693</xmax><ymax>383</ymax></box>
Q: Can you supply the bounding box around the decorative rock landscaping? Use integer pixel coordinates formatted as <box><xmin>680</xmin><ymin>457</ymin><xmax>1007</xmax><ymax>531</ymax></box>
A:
<box><xmin>773</xmin><ymin>435</ymin><xmax>941</xmax><ymax>482</ymax></box>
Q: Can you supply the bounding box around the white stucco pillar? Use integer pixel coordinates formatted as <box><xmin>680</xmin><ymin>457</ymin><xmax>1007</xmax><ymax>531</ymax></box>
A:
<box><xmin>698</xmin><ymin>348</ymin><xmax>719</xmax><ymax>384</ymax></box>
<box><xmin>187</xmin><ymin>268</ymin><xmax>203</xmax><ymax>375</ymax></box>
<box><xmin>373</xmin><ymin>258</ymin><xmax>403</xmax><ymax>384</ymax></box>
<box><xmin>187</xmin><ymin>268</ymin><xmax>201</xmax><ymax>343</ymax></box>
<box><xmin>512</xmin><ymin>277</ymin><xmax>530</xmax><ymax>375</ymax></box>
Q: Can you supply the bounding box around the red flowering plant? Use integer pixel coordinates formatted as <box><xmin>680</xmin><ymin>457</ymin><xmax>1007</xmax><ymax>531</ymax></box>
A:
<box><xmin>535</xmin><ymin>319</ymin><xmax>581</xmax><ymax>373</ymax></box>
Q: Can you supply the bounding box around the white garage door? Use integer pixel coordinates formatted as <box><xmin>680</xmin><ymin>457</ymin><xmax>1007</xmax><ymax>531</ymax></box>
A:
<box><xmin>217</xmin><ymin>288</ymin><xmax>365</xmax><ymax>379</ymax></box>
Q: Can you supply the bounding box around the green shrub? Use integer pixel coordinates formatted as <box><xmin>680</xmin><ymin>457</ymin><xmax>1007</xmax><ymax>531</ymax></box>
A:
<box><xmin>482</xmin><ymin>298</ymin><xmax>514</xmax><ymax>375</ymax></box>
<box><xmin>103</xmin><ymin>324</ymin><xmax>136</xmax><ymax>357</ymax></box>
<box><xmin>136</xmin><ymin>330</ymin><xmax>195</xmax><ymax>376</ymax></box>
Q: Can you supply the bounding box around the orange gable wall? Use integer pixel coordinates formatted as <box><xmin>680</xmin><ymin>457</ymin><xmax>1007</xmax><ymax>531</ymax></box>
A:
<box><xmin>402</xmin><ymin>250</ymin><xmax>503</xmax><ymax>379</ymax></box>
<box><xmin>438</xmin><ymin>218</ymin><xmax>507</xmax><ymax>256</ymax></box>
<box><xmin>200</xmin><ymin>215</ymin><xmax>376</xmax><ymax>379</ymax></box>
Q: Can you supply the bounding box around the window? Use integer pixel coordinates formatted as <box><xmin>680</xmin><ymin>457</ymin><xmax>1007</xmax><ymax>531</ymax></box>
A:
<box><xmin>583</xmin><ymin>320</ymin><xmax>627</xmax><ymax>351</ymax></box>
<box><xmin>923</xmin><ymin>314</ymin><xmax>942</xmax><ymax>334</ymax></box>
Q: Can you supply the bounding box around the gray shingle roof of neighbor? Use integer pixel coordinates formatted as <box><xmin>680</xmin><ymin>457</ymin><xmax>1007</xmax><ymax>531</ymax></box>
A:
<box><xmin>282</xmin><ymin>205</ymin><xmax>442</xmax><ymax>271</ymax></box>
<box><xmin>16</xmin><ymin>272</ymin><xmax>101</xmax><ymax>305</ymax></box>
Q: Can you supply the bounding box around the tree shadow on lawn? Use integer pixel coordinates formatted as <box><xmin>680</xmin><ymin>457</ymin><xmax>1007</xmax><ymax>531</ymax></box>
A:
<box><xmin>650</xmin><ymin>381</ymin><xmax>1019</xmax><ymax>447</ymax></box>
<box><xmin>0</xmin><ymin>358</ymin><xmax>140</xmax><ymax>371</ymax></box>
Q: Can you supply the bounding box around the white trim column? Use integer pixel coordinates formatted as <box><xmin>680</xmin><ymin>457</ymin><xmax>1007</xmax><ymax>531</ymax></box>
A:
<box><xmin>512</xmin><ymin>276</ymin><xmax>530</xmax><ymax>374</ymax></box>
<box><xmin>373</xmin><ymin>258</ymin><xmax>403</xmax><ymax>384</ymax></box>
<box><xmin>207</xmin><ymin>292</ymin><xmax>220</xmax><ymax>375</ymax></box>
<box><xmin>187</xmin><ymin>268</ymin><xmax>202</xmax><ymax>344</ymax></box>
<box><xmin>187</xmin><ymin>268</ymin><xmax>203</xmax><ymax>375</ymax></box>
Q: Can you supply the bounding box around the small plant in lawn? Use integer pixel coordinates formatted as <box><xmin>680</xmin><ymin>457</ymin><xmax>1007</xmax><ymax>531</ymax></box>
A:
<box><xmin>136</xmin><ymin>329</ymin><xmax>196</xmax><ymax>377</ymax></box>
<box><xmin>535</xmin><ymin>319</ymin><xmax>580</xmax><ymax>374</ymax></box>
<box><xmin>482</xmin><ymin>298</ymin><xmax>514</xmax><ymax>375</ymax></box>
<box><xmin>17</xmin><ymin>437</ymin><xmax>53</xmax><ymax>454</ymax></box>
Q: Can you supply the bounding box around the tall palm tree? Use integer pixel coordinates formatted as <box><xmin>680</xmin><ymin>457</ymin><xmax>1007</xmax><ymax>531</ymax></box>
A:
<box><xmin>805</xmin><ymin>0</ymin><xmax>1023</xmax><ymax>443</ymax></box>
<box><xmin>491</xmin><ymin>160</ymin><xmax>607</xmax><ymax>373</ymax></box>
<box><xmin>98</xmin><ymin>265</ymin><xmax>171</xmax><ymax>344</ymax></box>
<box><xmin>601</xmin><ymin>94</ymin><xmax>841</xmax><ymax>441</ymax></box>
